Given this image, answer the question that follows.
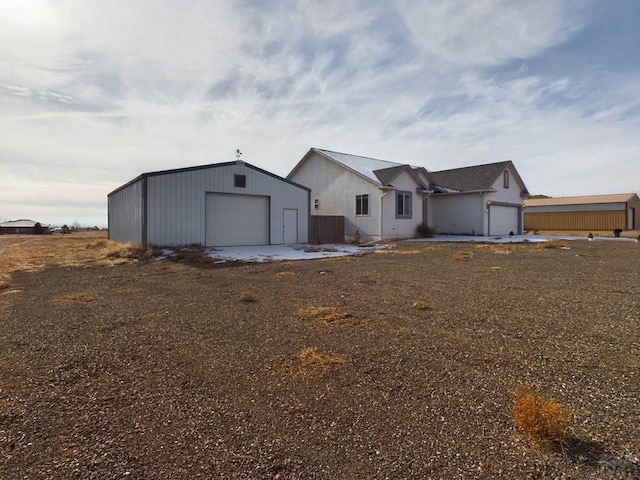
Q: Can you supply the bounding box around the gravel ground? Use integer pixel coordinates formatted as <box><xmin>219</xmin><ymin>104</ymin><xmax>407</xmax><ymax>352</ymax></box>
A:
<box><xmin>1</xmin><ymin>240</ymin><xmax>639</xmax><ymax>479</ymax></box>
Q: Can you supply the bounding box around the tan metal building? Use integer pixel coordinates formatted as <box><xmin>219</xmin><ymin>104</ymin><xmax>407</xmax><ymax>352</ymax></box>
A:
<box><xmin>524</xmin><ymin>193</ymin><xmax>640</xmax><ymax>231</ymax></box>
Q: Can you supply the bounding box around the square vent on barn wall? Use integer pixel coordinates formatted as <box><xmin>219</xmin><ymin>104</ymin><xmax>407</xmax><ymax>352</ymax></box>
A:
<box><xmin>234</xmin><ymin>174</ymin><xmax>246</xmax><ymax>188</ymax></box>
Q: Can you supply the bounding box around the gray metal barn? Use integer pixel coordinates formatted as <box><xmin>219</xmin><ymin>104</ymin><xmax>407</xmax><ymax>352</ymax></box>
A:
<box><xmin>108</xmin><ymin>161</ymin><xmax>310</xmax><ymax>246</ymax></box>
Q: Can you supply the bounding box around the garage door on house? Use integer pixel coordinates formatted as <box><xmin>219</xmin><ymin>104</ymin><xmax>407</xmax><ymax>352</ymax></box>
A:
<box><xmin>205</xmin><ymin>193</ymin><xmax>270</xmax><ymax>246</ymax></box>
<box><xmin>489</xmin><ymin>204</ymin><xmax>519</xmax><ymax>235</ymax></box>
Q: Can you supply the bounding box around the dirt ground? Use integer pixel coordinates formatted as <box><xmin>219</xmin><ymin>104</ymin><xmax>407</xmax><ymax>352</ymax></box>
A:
<box><xmin>0</xmin><ymin>235</ymin><xmax>639</xmax><ymax>479</ymax></box>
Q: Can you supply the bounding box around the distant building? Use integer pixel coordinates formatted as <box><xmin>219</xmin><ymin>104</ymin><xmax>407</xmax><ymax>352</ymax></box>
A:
<box><xmin>524</xmin><ymin>193</ymin><xmax>640</xmax><ymax>231</ymax></box>
<box><xmin>0</xmin><ymin>219</ymin><xmax>50</xmax><ymax>235</ymax></box>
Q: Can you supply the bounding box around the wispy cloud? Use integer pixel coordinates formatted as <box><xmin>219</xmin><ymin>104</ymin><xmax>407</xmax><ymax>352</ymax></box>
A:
<box><xmin>0</xmin><ymin>0</ymin><xmax>638</xmax><ymax>225</ymax></box>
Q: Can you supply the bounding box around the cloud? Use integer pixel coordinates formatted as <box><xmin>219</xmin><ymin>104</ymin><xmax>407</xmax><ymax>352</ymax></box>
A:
<box><xmin>0</xmin><ymin>0</ymin><xmax>638</xmax><ymax>226</ymax></box>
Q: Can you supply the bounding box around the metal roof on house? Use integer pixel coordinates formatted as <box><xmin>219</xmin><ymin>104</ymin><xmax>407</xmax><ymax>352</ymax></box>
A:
<box><xmin>314</xmin><ymin>148</ymin><xmax>404</xmax><ymax>185</ymax></box>
<box><xmin>524</xmin><ymin>193</ymin><xmax>639</xmax><ymax>207</ymax></box>
<box><xmin>0</xmin><ymin>219</ymin><xmax>48</xmax><ymax>228</ymax></box>
<box><xmin>429</xmin><ymin>161</ymin><xmax>514</xmax><ymax>192</ymax></box>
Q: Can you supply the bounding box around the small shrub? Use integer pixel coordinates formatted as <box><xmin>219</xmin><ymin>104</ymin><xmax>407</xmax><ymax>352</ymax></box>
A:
<box><xmin>587</xmin><ymin>232</ymin><xmax>594</xmax><ymax>239</ymax></box>
<box><xmin>416</xmin><ymin>223</ymin><xmax>437</xmax><ymax>238</ymax></box>
<box><xmin>512</xmin><ymin>384</ymin><xmax>574</xmax><ymax>450</ymax></box>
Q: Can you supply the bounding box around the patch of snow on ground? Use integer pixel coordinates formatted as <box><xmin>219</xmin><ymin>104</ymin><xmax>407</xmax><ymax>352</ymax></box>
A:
<box><xmin>202</xmin><ymin>244</ymin><xmax>387</xmax><ymax>263</ymax></box>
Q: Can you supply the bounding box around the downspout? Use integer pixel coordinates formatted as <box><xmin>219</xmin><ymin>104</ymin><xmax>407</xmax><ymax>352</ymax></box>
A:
<box><xmin>380</xmin><ymin>190</ymin><xmax>391</xmax><ymax>241</ymax></box>
<box><xmin>484</xmin><ymin>194</ymin><xmax>490</xmax><ymax>236</ymax></box>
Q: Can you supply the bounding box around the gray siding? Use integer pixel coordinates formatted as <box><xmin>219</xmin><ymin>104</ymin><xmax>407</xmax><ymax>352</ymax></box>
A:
<box><xmin>144</xmin><ymin>163</ymin><xmax>308</xmax><ymax>246</ymax></box>
<box><xmin>108</xmin><ymin>179</ymin><xmax>143</xmax><ymax>243</ymax></box>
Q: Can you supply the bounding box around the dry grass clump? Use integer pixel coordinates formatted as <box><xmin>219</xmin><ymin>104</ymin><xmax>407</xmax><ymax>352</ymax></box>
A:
<box><xmin>538</xmin><ymin>240</ymin><xmax>568</xmax><ymax>250</ymax></box>
<box><xmin>52</xmin><ymin>292</ymin><xmax>96</xmax><ymax>304</ymax></box>
<box><xmin>275</xmin><ymin>271</ymin><xmax>297</xmax><ymax>278</ymax></box>
<box><xmin>0</xmin><ymin>232</ymin><xmax>157</xmax><ymax>275</ymax></box>
<box><xmin>452</xmin><ymin>251</ymin><xmax>473</xmax><ymax>261</ymax></box>
<box><xmin>512</xmin><ymin>384</ymin><xmax>574</xmax><ymax>450</ymax></box>
<box><xmin>170</xmin><ymin>249</ymin><xmax>215</xmax><ymax>265</ymax></box>
<box><xmin>411</xmin><ymin>300</ymin><xmax>432</xmax><ymax>310</ymax></box>
<box><xmin>238</xmin><ymin>291</ymin><xmax>257</xmax><ymax>302</ymax></box>
<box><xmin>0</xmin><ymin>280</ymin><xmax>10</xmax><ymax>291</ymax></box>
<box><xmin>290</xmin><ymin>347</ymin><xmax>345</xmax><ymax>378</ymax></box>
<box><xmin>297</xmin><ymin>306</ymin><xmax>353</xmax><ymax>325</ymax></box>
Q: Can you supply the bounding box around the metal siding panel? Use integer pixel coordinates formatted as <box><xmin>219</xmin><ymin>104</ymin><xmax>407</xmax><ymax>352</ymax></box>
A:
<box><xmin>524</xmin><ymin>211</ymin><xmax>626</xmax><ymax>230</ymax></box>
<box><xmin>144</xmin><ymin>163</ymin><xmax>308</xmax><ymax>246</ymax></box>
<box><xmin>107</xmin><ymin>180</ymin><xmax>143</xmax><ymax>243</ymax></box>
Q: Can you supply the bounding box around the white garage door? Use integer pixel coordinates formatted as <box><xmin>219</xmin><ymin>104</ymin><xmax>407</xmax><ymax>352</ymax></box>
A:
<box><xmin>206</xmin><ymin>193</ymin><xmax>270</xmax><ymax>246</ymax></box>
<box><xmin>489</xmin><ymin>205</ymin><xmax>519</xmax><ymax>235</ymax></box>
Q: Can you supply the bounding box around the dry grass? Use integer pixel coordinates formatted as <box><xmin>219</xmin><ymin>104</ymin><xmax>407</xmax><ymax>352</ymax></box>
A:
<box><xmin>275</xmin><ymin>271</ymin><xmax>297</xmax><ymax>278</ymax></box>
<box><xmin>238</xmin><ymin>291</ymin><xmax>257</xmax><ymax>302</ymax></box>
<box><xmin>512</xmin><ymin>384</ymin><xmax>574</xmax><ymax>450</ymax></box>
<box><xmin>538</xmin><ymin>240</ymin><xmax>568</xmax><ymax>250</ymax></box>
<box><xmin>0</xmin><ymin>232</ymin><xmax>156</xmax><ymax>281</ymax></box>
<box><xmin>411</xmin><ymin>300</ymin><xmax>432</xmax><ymax>310</ymax></box>
<box><xmin>167</xmin><ymin>249</ymin><xmax>215</xmax><ymax>264</ymax></box>
<box><xmin>452</xmin><ymin>251</ymin><xmax>473</xmax><ymax>261</ymax></box>
<box><xmin>297</xmin><ymin>306</ymin><xmax>354</xmax><ymax>325</ymax></box>
<box><xmin>52</xmin><ymin>292</ymin><xmax>96</xmax><ymax>304</ymax></box>
<box><xmin>290</xmin><ymin>347</ymin><xmax>345</xmax><ymax>378</ymax></box>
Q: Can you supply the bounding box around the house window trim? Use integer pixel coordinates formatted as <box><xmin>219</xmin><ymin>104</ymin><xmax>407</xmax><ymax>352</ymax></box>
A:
<box><xmin>234</xmin><ymin>174</ymin><xmax>246</xmax><ymax>188</ymax></box>
<box><xmin>396</xmin><ymin>191</ymin><xmax>412</xmax><ymax>219</ymax></box>
<box><xmin>503</xmin><ymin>170</ymin><xmax>510</xmax><ymax>189</ymax></box>
<box><xmin>355</xmin><ymin>194</ymin><xmax>369</xmax><ymax>216</ymax></box>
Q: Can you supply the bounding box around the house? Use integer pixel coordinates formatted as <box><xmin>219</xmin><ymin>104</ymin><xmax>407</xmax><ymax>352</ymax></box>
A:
<box><xmin>0</xmin><ymin>219</ymin><xmax>50</xmax><ymax>235</ymax></box>
<box><xmin>108</xmin><ymin>160</ymin><xmax>310</xmax><ymax>247</ymax></box>
<box><xmin>524</xmin><ymin>193</ymin><xmax>640</xmax><ymax>231</ymax></box>
<box><xmin>429</xmin><ymin>161</ymin><xmax>530</xmax><ymax>236</ymax></box>
<box><xmin>287</xmin><ymin>148</ymin><xmax>436</xmax><ymax>242</ymax></box>
<box><xmin>287</xmin><ymin>148</ymin><xmax>529</xmax><ymax>241</ymax></box>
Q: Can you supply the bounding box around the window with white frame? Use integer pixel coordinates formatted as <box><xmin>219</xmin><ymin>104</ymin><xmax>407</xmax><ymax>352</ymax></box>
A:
<box><xmin>355</xmin><ymin>194</ymin><xmax>369</xmax><ymax>216</ymax></box>
<box><xmin>396</xmin><ymin>191</ymin><xmax>411</xmax><ymax>218</ymax></box>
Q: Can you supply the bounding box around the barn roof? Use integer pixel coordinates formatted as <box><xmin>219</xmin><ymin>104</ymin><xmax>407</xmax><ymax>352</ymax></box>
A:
<box><xmin>108</xmin><ymin>160</ymin><xmax>309</xmax><ymax>197</ymax></box>
<box><xmin>524</xmin><ymin>193</ymin><xmax>639</xmax><ymax>207</ymax></box>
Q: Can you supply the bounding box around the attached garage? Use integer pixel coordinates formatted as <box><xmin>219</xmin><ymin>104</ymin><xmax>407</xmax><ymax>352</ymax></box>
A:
<box><xmin>488</xmin><ymin>203</ymin><xmax>521</xmax><ymax>236</ymax></box>
<box><xmin>108</xmin><ymin>161</ymin><xmax>309</xmax><ymax>246</ymax></box>
<box><xmin>524</xmin><ymin>193</ymin><xmax>640</xmax><ymax>231</ymax></box>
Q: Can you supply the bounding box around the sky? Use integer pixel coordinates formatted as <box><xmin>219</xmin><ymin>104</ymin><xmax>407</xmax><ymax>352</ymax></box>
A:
<box><xmin>1</xmin><ymin>0</ymin><xmax>638</xmax><ymax>228</ymax></box>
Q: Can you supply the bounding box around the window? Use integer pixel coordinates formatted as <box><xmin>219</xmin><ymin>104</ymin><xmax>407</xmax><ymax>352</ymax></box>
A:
<box><xmin>234</xmin><ymin>174</ymin><xmax>246</xmax><ymax>188</ymax></box>
<box><xmin>396</xmin><ymin>191</ymin><xmax>411</xmax><ymax>218</ymax></box>
<box><xmin>503</xmin><ymin>170</ymin><xmax>509</xmax><ymax>189</ymax></box>
<box><xmin>355</xmin><ymin>194</ymin><xmax>369</xmax><ymax>216</ymax></box>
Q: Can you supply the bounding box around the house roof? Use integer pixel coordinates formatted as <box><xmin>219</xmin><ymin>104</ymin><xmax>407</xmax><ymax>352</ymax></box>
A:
<box><xmin>524</xmin><ymin>193</ymin><xmax>639</xmax><ymax>207</ymax></box>
<box><xmin>312</xmin><ymin>148</ymin><xmax>404</xmax><ymax>185</ymax></box>
<box><xmin>108</xmin><ymin>160</ymin><xmax>310</xmax><ymax>197</ymax></box>
<box><xmin>292</xmin><ymin>148</ymin><xmax>432</xmax><ymax>190</ymax></box>
<box><xmin>430</xmin><ymin>161</ymin><xmax>529</xmax><ymax>194</ymax></box>
<box><xmin>0</xmin><ymin>219</ymin><xmax>48</xmax><ymax>228</ymax></box>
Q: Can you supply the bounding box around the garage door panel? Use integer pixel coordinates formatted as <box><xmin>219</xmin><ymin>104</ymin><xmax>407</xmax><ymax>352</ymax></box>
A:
<box><xmin>490</xmin><ymin>205</ymin><xmax>519</xmax><ymax>235</ymax></box>
<box><xmin>206</xmin><ymin>193</ymin><xmax>269</xmax><ymax>246</ymax></box>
